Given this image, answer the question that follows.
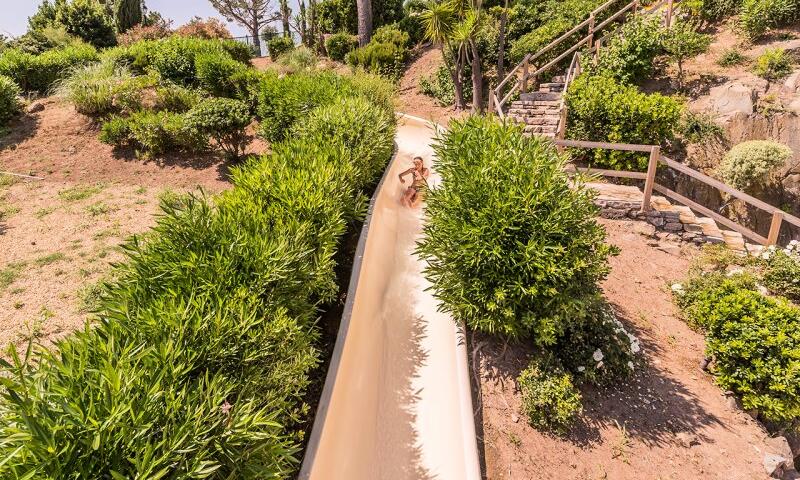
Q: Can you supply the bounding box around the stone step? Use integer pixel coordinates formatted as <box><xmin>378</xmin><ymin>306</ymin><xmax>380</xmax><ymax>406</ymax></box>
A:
<box><xmin>539</xmin><ymin>83</ymin><xmax>565</xmax><ymax>93</ymax></box>
<box><xmin>551</xmin><ymin>75</ymin><xmax>566</xmax><ymax>83</ymax></box>
<box><xmin>510</xmin><ymin>100</ymin><xmax>561</xmax><ymax>109</ymax></box>
<box><xmin>508</xmin><ymin>115</ymin><xmax>560</xmax><ymax>126</ymax></box>
<box><xmin>520</xmin><ymin>91</ymin><xmax>562</xmax><ymax>102</ymax></box>
<box><xmin>508</xmin><ymin>107</ymin><xmax>561</xmax><ymax>116</ymax></box>
<box><xmin>523</xmin><ymin>125</ymin><xmax>558</xmax><ymax>134</ymax></box>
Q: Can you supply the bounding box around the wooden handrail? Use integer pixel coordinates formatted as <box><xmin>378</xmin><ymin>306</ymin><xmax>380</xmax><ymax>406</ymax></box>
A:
<box><xmin>491</xmin><ymin>0</ymin><xmax>679</xmax><ymax>117</ymax></box>
<box><xmin>555</xmin><ymin>138</ymin><xmax>798</xmax><ymax>246</ymax></box>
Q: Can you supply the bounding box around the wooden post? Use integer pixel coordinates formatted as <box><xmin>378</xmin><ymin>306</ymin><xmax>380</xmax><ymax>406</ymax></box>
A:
<box><xmin>666</xmin><ymin>0</ymin><xmax>674</xmax><ymax>27</ymax></box>
<box><xmin>558</xmin><ymin>106</ymin><xmax>568</xmax><ymax>140</ymax></box>
<box><xmin>633</xmin><ymin>0</ymin><xmax>639</xmax><ymax>14</ymax></box>
<box><xmin>767</xmin><ymin>210</ymin><xmax>784</xmax><ymax>245</ymax></box>
<box><xmin>488</xmin><ymin>91</ymin><xmax>495</xmax><ymax>115</ymax></box>
<box><xmin>587</xmin><ymin>14</ymin><xmax>595</xmax><ymax>49</ymax></box>
<box><xmin>641</xmin><ymin>146</ymin><xmax>660</xmax><ymax>212</ymax></box>
<box><xmin>521</xmin><ymin>57</ymin><xmax>529</xmax><ymax>94</ymax></box>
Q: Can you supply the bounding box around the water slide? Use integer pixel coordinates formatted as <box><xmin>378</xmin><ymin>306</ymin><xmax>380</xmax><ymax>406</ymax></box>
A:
<box><xmin>299</xmin><ymin>115</ymin><xmax>481</xmax><ymax>480</ymax></box>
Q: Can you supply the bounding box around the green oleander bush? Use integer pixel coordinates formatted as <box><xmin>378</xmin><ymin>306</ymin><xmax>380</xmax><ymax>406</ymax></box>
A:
<box><xmin>0</xmin><ymin>75</ymin><xmax>22</xmax><ymax>126</ymax></box>
<box><xmin>195</xmin><ymin>51</ymin><xmax>250</xmax><ymax>97</ymax></box>
<box><xmin>0</xmin><ymin>43</ymin><xmax>99</xmax><ymax>93</ymax></box>
<box><xmin>417</xmin><ymin>116</ymin><xmax>616</xmax><ymax>342</ymax></box>
<box><xmin>717</xmin><ymin>140</ymin><xmax>793</xmax><ymax>190</ymax></box>
<box><xmin>0</xmin><ymin>69</ymin><xmax>396</xmax><ymax>478</ymax></box>
<box><xmin>346</xmin><ymin>40</ymin><xmax>408</xmax><ymax>80</ymax></box>
<box><xmin>565</xmin><ymin>74</ymin><xmax>683</xmax><ymax>171</ymax></box>
<box><xmin>268</xmin><ymin>36</ymin><xmax>295</xmax><ymax>61</ymax></box>
<box><xmin>518</xmin><ymin>356</ymin><xmax>583</xmax><ymax>434</ymax></box>
<box><xmin>256</xmin><ymin>70</ymin><xmax>395</xmax><ymax>142</ymax></box>
<box><xmin>326</xmin><ymin>32</ymin><xmax>359</xmax><ymax>62</ymax></box>
<box><xmin>185</xmin><ymin>98</ymin><xmax>252</xmax><ymax>159</ymax></box>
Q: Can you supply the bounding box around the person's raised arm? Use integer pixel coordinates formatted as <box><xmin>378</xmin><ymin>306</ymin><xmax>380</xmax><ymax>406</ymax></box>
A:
<box><xmin>398</xmin><ymin>167</ymin><xmax>414</xmax><ymax>183</ymax></box>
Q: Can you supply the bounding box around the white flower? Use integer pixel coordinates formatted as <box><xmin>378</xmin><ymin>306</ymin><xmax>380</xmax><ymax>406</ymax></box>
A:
<box><xmin>577</xmin><ymin>366</ymin><xmax>586</xmax><ymax>372</ymax></box>
<box><xmin>671</xmin><ymin>283</ymin><xmax>684</xmax><ymax>293</ymax></box>
<box><xmin>757</xmin><ymin>284</ymin><xmax>769</xmax><ymax>296</ymax></box>
<box><xmin>593</xmin><ymin>349</ymin><xmax>604</xmax><ymax>362</ymax></box>
<box><xmin>628</xmin><ymin>361</ymin><xmax>635</xmax><ymax>371</ymax></box>
<box><xmin>630</xmin><ymin>340</ymin><xmax>641</xmax><ymax>354</ymax></box>
<box><xmin>768</xmin><ymin>245</ymin><xmax>777</xmax><ymax>251</ymax></box>
<box><xmin>726</xmin><ymin>268</ymin><xmax>744</xmax><ymax>277</ymax></box>
<box><xmin>762</xmin><ymin>252</ymin><xmax>772</xmax><ymax>260</ymax></box>
<box><xmin>790</xmin><ymin>240</ymin><xmax>799</xmax><ymax>246</ymax></box>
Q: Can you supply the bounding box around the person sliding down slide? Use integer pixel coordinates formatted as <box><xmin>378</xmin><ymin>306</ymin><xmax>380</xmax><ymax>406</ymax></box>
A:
<box><xmin>398</xmin><ymin>156</ymin><xmax>429</xmax><ymax>207</ymax></box>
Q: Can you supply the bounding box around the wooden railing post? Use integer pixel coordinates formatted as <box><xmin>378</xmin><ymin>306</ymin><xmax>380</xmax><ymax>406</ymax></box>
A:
<box><xmin>641</xmin><ymin>146</ymin><xmax>660</xmax><ymax>212</ymax></box>
<box><xmin>767</xmin><ymin>210</ymin><xmax>784</xmax><ymax>245</ymax></box>
<box><xmin>633</xmin><ymin>0</ymin><xmax>639</xmax><ymax>14</ymax></box>
<box><xmin>521</xmin><ymin>57</ymin><xmax>529</xmax><ymax>93</ymax></box>
<box><xmin>587</xmin><ymin>14</ymin><xmax>595</xmax><ymax>49</ymax></box>
<box><xmin>666</xmin><ymin>0</ymin><xmax>674</xmax><ymax>27</ymax></box>
<box><xmin>488</xmin><ymin>91</ymin><xmax>495</xmax><ymax>116</ymax></box>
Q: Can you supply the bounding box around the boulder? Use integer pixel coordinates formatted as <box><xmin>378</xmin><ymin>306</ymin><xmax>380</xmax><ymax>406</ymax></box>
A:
<box><xmin>709</xmin><ymin>82</ymin><xmax>756</xmax><ymax>116</ymax></box>
<box><xmin>784</xmin><ymin>72</ymin><xmax>800</xmax><ymax>93</ymax></box>
<box><xmin>764</xmin><ymin>454</ymin><xmax>792</xmax><ymax>478</ymax></box>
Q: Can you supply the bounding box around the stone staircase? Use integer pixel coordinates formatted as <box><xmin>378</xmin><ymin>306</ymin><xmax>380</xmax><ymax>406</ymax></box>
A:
<box><xmin>507</xmin><ymin>76</ymin><xmax>566</xmax><ymax>138</ymax></box>
<box><xmin>590</xmin><ymin>183</ymin><xmax>757</xmax><ymax>254</ymax></box>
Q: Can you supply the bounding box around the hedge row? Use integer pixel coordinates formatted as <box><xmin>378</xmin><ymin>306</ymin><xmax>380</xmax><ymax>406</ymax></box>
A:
<box><xmin>0</xmin><ymin>43</ymin><xmax>98</xmax><ymax>93</ymax></box>
<box><xmin>0</xmin><ymin>70</ymin><xmax>396</xmax><ymax>478</ymax></box>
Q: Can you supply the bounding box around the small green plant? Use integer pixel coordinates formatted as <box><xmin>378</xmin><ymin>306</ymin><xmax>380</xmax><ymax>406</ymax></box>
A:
<box><xmin>419</xmin><ymin>64</ymin><xmax>461</xmax><ymax>106</ymax></box>
<box><xmin>718</xmin><ymin>140</ymin><xmax>793</xmax><ymax>190</ymax></box>
<box><xmin>661</xmin><ymin>19</ymin><xmax>712</xmax><ymax>90</ymax></box>
<box><xmin>35</xmin><ymin>252</ymin><xmax>66</xmax><ymax>267</ymax></box>
<box><xmin>754</xmin><ymin>48</ymin><xmax>794</xmax><ymax>81</ymax></box>
<box><xmin>56</xmin><ymin>60</ymin><xmax>147</xmax><ymax>116</ymax></box>
<box><xmin>346</xmin><ymin>40</ymin><xmax>408</xmax><ymax>80</ymax></box>
<box><xmin>679</xmin><ymin>111</ymin><xmax>726</xmax><ymax>145</ymax></box>
<box><xmin>277</xmin><ymin>46</ymin><xmax>319</xmax><ymax>72</ymax></box>
<box><xmin>0</xmin><ymin>74</ymin><xmax>21</xmax><ymax>126</ymax></box>
<box><xmin>0</xmin><ymin>261</ymin><xmax>27</xmax><ymax>291</ymax></box>
<box><xmin>267</xmin><ymin>35</ymin><xmax>294</xmax><ymax>60</ymax></box>
<box><xmin>325</xmin><ymin>32</ymin><xmax>358</xmax><ymax>62</ymax></box>
<box><xmin>518</xmin><ymin>356</ymin><xmax>583</xmax><ymax>434</ymax></box>
<box><xmin>58</xmin><ymin>184</ymin><xmax>104</xmax><ymax>201</ymax></box>
<box><xmin>185</xmin><ymin>97</ymin><xmax>251</xmax><ymax>159</ymax></box>
<box><xmin>103</xmin><ymin>110</ymin><xmax>206</xmax><ymax>156</ymax></box>
<box><xmin>86</xmin><ymin>201</ymin><xmax>116</xmax><ymax>216</ymax></box>
<box><xmin>153</xmin><ymin>84</ymin><xmax>202</xmax><ymax>113</ymax></box>
<box><xmin>716</xmin><ymin>48</ymin><xmax>748</xmax><ymax>67</ymax></box>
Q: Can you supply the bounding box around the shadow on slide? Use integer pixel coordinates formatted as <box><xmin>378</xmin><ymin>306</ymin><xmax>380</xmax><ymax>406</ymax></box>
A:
<box><xmin>299</xmin><ymin>115</ymin><xmax>481</xmax><ymax>480</ymax></box>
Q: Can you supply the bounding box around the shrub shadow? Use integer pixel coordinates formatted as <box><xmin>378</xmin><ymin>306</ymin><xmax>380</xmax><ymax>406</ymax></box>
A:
<box><xmin>475</xmin><ymin>303</ymin><xmax>727</xmax><ymax>450</ymax></box>
<box><xmin>0</xmin><ymin>113</ymin><xmax>41</xmax><ymax>152</ymax></box>
<box><xmin>109</xmin><ymin>146</ymin><xmax>235</xmax><ymax>183</ymax></box>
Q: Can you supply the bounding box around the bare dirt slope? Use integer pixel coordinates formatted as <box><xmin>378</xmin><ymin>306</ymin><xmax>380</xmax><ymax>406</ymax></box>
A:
<box><xmin>397</xmin><ymin>45</ymin><xmax>468</xmax><ymax>126</ymax></box>
<box><xmin>0</xmin><ymin>99</ymin><xmax>231</xmax><ymax>353</ymax></box>
<box><xmin>480</xmin><ymin>218</ymin><xmax>773</xmax><ymax>480</ymax></box>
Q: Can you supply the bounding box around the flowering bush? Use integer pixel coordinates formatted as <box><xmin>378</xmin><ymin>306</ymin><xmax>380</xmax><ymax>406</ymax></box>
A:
<box><xmin>718</xmin><ymin>140</ymin><xmax>793</xmax><ymax>190</ymax></box>
<box><xmin>761</xmin><ymin>242</ymin><xmax>800</xmax><ymax>303</ymax></box>
<box><xmin>117</xmin><ymin>23</ymin><xmax>171</xmax><ymax>46</ymax></box>
<box><xmin>175</xmin><ymin>17</ymin><xmax>232</xmax><ymax>39</ymax></box>
<box><xmin>518</xmin><ymin>356</ymin><xmax>583</xmax><ymax>434</ymax></box>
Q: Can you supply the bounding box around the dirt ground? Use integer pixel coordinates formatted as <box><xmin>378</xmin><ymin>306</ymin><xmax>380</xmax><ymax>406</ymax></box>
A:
<box><xmin>397</xmin><ymin>45</ymin><xmax>469</xmax><ymax>126</ymax></box>
<box><xmin>0</xmin><ymin>98</ymin><xmax>232</xmax><ymax>353</ymax></box>
<box><xmin>480</xmin><ymin>218</ymin><xmax>775</xmax><ymax>480</ymax></box>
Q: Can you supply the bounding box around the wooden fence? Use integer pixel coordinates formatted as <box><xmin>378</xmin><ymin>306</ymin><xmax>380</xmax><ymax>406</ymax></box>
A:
<box><xmin>554</xmin><ymin>139</ymin><xmax>800</xmax><ymax>246</ymax></box>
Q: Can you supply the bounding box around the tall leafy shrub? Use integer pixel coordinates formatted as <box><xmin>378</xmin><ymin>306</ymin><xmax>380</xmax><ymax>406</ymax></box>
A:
<box><xmin>740</xmin><ymin>0</ymin><xmax>800</xmax><ymax>39</ymax></box>
<box><xmin>0</xmin><ymin>44</ymin><xmax>99</xmax><ymax>93</ymax></box>
<box><xmin>565</xmin><ymin>74</ymin><xmax>683</xmax><ymax>171</ymax></box>
<box><xmin>0</xmin><ymin>70</ymin><xmax>396</xmax><ymax>478</ymax></box>
<box><xmin>325</xmin><ymin>32</ymin><xmax>358</xmax><ymax>62</ymax></box>
<box><xmin>592</xmin><ymin>15</ymin><xmax>664</xmax><ymax>85</ymax></box>
<box><xmin>56</xmin><ymin>0</ymin><xmax>117</xmax><ymax>48</ymax></box>
<box><xmin>417</xmin><ymin>116</ymin><xmax>616</xmax><ymax>341</ymax></box>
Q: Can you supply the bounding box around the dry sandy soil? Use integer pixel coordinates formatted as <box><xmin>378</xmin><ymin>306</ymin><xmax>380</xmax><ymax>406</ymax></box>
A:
<box><xmin>480</xmin><ymin>218</ymin><xmax>776</xmax><ymax>480</ymax></box>
<box><xmin>0</xmin><ymin>98</ymin><xmax>232</xmax><ymax>353</ymax></box>
<box><xmin>397</xmin><ymin>45</ymin><xmax>469</xmax><ymax>126</ymax></box>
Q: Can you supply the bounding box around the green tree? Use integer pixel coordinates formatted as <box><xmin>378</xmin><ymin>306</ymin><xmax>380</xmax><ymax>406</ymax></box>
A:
<box><xmin>662</xmin><ymin>19</ymin><xmax>711</xmax><ymax>90</ymax></box>
<box><xmin>209</xmin><ymin>0</ymin><xmax>278</xmax><ymax>54</ymax></box>
<box><xmin>56</xmin><ymin>0</ymin><xmax>117</xmax><ymax>47</ymax></box>
<box><xmin>114</xmin><ymin>0</ymin><xmax>143</xmax><ymax>33</ymax></box>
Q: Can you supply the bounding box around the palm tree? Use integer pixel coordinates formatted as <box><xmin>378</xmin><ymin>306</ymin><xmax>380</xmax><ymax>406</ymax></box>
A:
<box><xmin>421</xmin><ymin>0</ymin><xmax>484</xmax><ymax>112</ymax></box>
<box><xmin>357</xmin><ymin>0</ymin><xmax>373</xmax><ymax>46</ymax></box>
